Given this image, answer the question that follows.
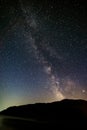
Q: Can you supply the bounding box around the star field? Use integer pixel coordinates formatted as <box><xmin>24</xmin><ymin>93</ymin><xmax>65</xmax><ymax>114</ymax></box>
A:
<box><xmin>0</xmin><ymin>0</ymin><xmax>87</xmax><ymax>110</ymax></box>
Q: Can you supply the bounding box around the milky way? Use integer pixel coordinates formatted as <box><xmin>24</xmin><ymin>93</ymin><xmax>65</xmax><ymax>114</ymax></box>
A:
<box><xmin>0</xmin><ymin>0</ymin><xmax>87</xmax><ymax>110</ymax></box>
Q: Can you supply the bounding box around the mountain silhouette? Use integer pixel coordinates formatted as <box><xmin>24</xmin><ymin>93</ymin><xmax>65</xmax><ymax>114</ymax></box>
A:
<box><xmin>0</xmin><ymin>99</ymin><xmax>87</xmax><ymax>129</ymax></box>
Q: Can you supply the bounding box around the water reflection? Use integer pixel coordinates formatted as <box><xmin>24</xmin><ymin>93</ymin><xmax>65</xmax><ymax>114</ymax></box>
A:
<box><xmin>0</xmin><ymin>115</ymin><xmax>37</xmax><ymax>130</ymax></box>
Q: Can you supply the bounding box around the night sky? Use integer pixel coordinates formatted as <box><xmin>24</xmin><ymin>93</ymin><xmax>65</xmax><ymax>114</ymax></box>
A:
<box><xmin>0</xmin><ymin>0</ymin><xmax>87</xmax><ymax>111</ymax></box>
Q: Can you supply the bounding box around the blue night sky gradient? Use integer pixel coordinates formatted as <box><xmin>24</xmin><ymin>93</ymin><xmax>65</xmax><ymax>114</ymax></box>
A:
<box><xmin>0</xmin><ymin>0</ymin><xmax>87</xmax><ymax>110</ymax></box>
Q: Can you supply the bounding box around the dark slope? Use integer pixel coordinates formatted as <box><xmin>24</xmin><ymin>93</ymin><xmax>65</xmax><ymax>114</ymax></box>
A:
<box><xmin>0</xmin><ymin>99</ymin><xmax>87</xmax><ymax>129</ymax></box>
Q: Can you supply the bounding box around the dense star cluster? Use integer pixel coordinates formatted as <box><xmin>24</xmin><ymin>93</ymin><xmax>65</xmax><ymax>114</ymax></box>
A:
<box><xmin>0</xmin><ymin>0</ymin><xmax>87</xmax><ymax>110</ymax></box>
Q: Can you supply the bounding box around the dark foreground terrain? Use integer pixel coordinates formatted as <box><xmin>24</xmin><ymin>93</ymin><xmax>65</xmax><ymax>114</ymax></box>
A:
<box><xmin>0</xmin><ymin>99</ymin><xmax>87</xmax><ymax>129</ymax></box>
